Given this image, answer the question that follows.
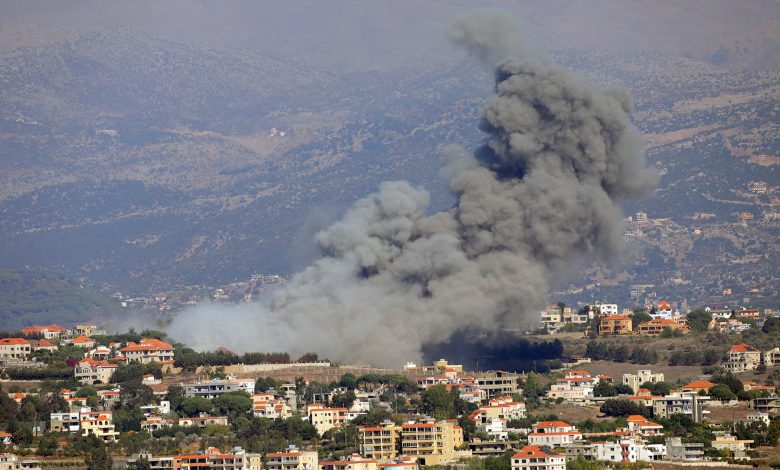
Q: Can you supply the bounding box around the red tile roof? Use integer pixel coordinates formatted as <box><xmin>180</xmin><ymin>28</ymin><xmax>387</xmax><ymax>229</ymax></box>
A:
<box><xmin>512</xmin><ymin>445</ymin><xmax>564</xmax><ymax>459</ymax></box>
<box><xmin>0</xmin><ymin>338</ymin><xmax>30</xmax><ymax>345</ymax></box>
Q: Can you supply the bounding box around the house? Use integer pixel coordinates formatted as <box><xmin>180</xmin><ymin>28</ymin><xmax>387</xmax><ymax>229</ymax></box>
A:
<box><xmin>79</xmin><ymin>411</ymin><xmax>118</xmax><ymax>442</ymax></box>
<box><xmin>0</xmin><ymin>338</ymin><xmax>31</xmax><ymax>366</ymax></box>
<box><xmin>527</xmin><ymin>421</ymin><xmax>582</xmax><ymax>447</ymax></box>
<box><xmin>651</xmin><ymin>301</ymin><xmax>677</xmax><ymax>321</ymax></box>
<box><xmin>75</xmin><ymin>358</ymin><xmax>117</xmax><ymax>385</ymax></box>
<box><xmin>625</xmin><ymin>415</ymin><xmax>663</xmax><ymax>435</ymax></box>
<box><xmin>69</xmin><ymin>336</ymin><xmax>95</xmax><ymax>349</ymax></box>
<box><xmin>266</xmin><ymin>447</ymin><xmax>319</xmax><ymax>470</ymax></box>
<box><xmin>73</xmin><ymin>324</ymin><xmax>99</xmax><ymax>337</ymax></box>
<box><xmin>546</xmin><ymin>371</ymin><xmax>597</xmax><ymax>401</ymax></box>
<box><xmin>361</xmin><ymin>422</ymin><xmax>402</xmax><ymax>460</ymax></box>
<box><xmin>712</xmin><ymin>434</ymin><xmax>753</xmax><ymax>459</ymax></box>
<box><xmin>723</xmin><ymin>343</ymin><xmax>762</xmax><ymax>373</ymax></box>
<box><xmin>400</xmin><ymin>420</ymin><xmax>464</xmax><ymax>466</ymax></box>
<box><xmin>677</xmin><ymin>380</ymin><xmax>717</xmax><ymax>394</ymax></box>
<box><xmin>625</xmin><ymin>388</ymin><xmax>662</xmax><ymax>407</ymax></box>
<box><xmin>32</xmin><ymin>339</ymin><xmax>57</xmax><ymax>352</ymax></box>
<box><xmin>21</xmin><ymin>325</ymin><xmax>65</xmax><ymax>339</ymax></box>
<box><xmin>567</xmin><ymin>439</ymin><xmax>665</xmax><ymax>463</ymax></box>
<box><xmin>598</xmin><ymin>315</ymin><xmax>632</xmax><ymax>335</ymax></box>
<box><xmin>622</xmin><ymin>370</ymin><xmax>664</xmax><ymax>393</ymax></box>
<box><xmin>252</xmin><ymin>393</ymin><xmax>290</xmax><ymax>419</ymax></box>
<box><xmin>308</xmin><ymin>405</ymin><xmax>348</xmax><ymax>435</ymax></box>
<box><xmin>0</xmin><ymin>432</ymin><xmax>12</xmax><ymax>446</ymax></box>
<box><xmin>85</xmin><ymin>346</ymin><xmax>112</xmax><ymax>361</ymax></box>
<box><xmin>637</xmin><ymin>318</ymin><xmax>688</xmax><ymax>336</ymax></box>
<box><xmin>741</xmin><ymin>381</ymin><xmax>776</xmax><ymax>394</ymax></box>
<box><xmin>50</xmin><ymin>411</ymin><xmax>81</xmax><ymax>433</ymax></box>
<box><xmin>653</xmin><ymin>392</ymin><xmax>710</xmax><ymax>423</ymax></box>
<box><xmin>736</xmin><ymin>412</ymin><xmax>770</xmax><ymax>427</ymax></box>
<box><xmin>511</xmin><ymin>446</ymin><xmax>565</xmax><ymax>470</ymax></box>
<box><xmin>120</xmin><ymin>338</ymin><xmax>175</xmax><ymax>364</ymax></box>
<box><xmin>170</xmin><ymin>448</ymin><xmax>261</xmax><ymax>470</ymax></box>
<box><xmin>751</xmin><ymin>396</ymin><xmax>780</xmax><ymax>414</ymax></box>
<box><xmin>0</xmin><ymin>453</ymin><xmax>42</xmax><ymax>470</ymax></box>
<box><xmin>469</xmin><ymin>396</ymin><xmax>526</xmax><ymax>423</ymax></box>
<box><xmin>764</xmin><ymin>347</ymin><xmax>780</xmax><ymax>366</ymax></box>
<box><xmin>377</xmin><ymin>457</ymin><xmax>418</xmax><ymax>470</ymax></box>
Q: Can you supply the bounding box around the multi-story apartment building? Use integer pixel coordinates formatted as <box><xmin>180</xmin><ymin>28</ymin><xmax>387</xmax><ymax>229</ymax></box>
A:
<box><xmin>252</xmin><ymin>393</ymin><xmax>290</xmax><ymax>419</ymax></box>
<box><xmin>0</xmin><ymin>338</ymin><xmax>31</xmax><ymax>366</ymax></box>
<box><xmin>185</xmin><ymin>379</ymin><xmax>254</xmax><ymax>399</ymax></box>
<box><xmin>266</xmin><ymin>447</ymin><xmax>318</xmax><ymax>470</ymax></box>
<box><xmin>622</xmin><ymin>370</ymin><xmax>664</xmax><ymax>394</ymax></box>
<box><xmin>120</xmin><ymin>338</ymin><xmax>175</xmax><ymax>364</ymax></box>
<box><xmin>664</xmin><ymin>437</ymin><xmax>704</xmax><ymax>461</ymax></box>
<box><xmin>361</xmin><ymin>422</ymin><xmax>402</xmax><ymax>460</ymax></box>
<box><xmin>469</xmin><ymin>396</ymin><xmax>526</xmax><ymax>423</ymax></box>
<box><xmin>400</xmin><ymin>420</ymin><xmax>464</xmax><ymax>466</ymax></box>
<box><xmin>723</xmin><ymin>343</ymin><xmax>762</xmax><ymax>373</ymax></box>
<box><xmin>319</xmin><ymin>454</ymin><xmax>378</xmax><ymax>470</ymax></box>
<box><xmin>510</xmin><ymin>446</ymin><xmax>565</xmax><ymax>470</ymax></box>
<box><xmin>75</xmin><ymin>358</ymin><xmax>117</xmax><ymax>385</ymax></box>
<box><xmin>474</xmin><ymin>371</ymin><xmax>520</xmax><ymax>399</ymax></box>
<box><xmin>308</xmin><ymin>405</ymin><xmax>348</xmax><ymax>435</ymax></box>
<box><xmin>652</xmin><ymin>392</ymin><xmax>710</xmax><ymax>423</ymax></box>
<box><xmin>598</xmin><ymin>315</ymin><xmax>632</xmax><ymax>335</ymax></box>
<box><xmin>50</xmin><ymin>411</ymin><xmax>81</xmax><ymax>433</ymax></box>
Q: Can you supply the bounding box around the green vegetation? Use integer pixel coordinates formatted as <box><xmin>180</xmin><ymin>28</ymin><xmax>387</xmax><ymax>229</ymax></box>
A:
<box><xmin>0</xmin><ymin>268</ymin><xmax>122</xmax><ymax>330</ymax></box>
<box><xmin>585</xmin><ymin>341</ymin><xmax>659</xmax><ymax>364</ymax></box>
<box><xmin>600</xmin><ymin>399</ymin><xmax>649</xmax><ymax>417</ymax></box>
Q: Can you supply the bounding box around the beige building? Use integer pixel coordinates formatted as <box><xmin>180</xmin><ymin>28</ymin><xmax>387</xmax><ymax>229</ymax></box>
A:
<box><xmin>0</xmin><ymin>338</ymin><xmax>32</xmax><ymax>365</ymax></box>
<box><xmin>723</xmin><ymin>343</ymin><xmax>762</xmax><ymax>373</ymax></box>
<box><xmin>308</xmin><ymin>405</ymin><xmax>348</xmax><ymax>435</ymax></box>
<box><xmin>622</xmin><ymin>370</ymin><xmax>664</xmax><ymax>394</ymax></box>
<box><xmin>598</xmin><ymin>315</ymin><xmax>632</xmax><ymax>335</ymax></box>
<box><xmin>75</xmin><ymin>358</ymin><xmax>117</xmax><ymax>384</ymax></box>
<box><xmin>120</xmin><ymin>338</ymin><xmax>175</xmax><ymax>364</ymax></box>
<box><xmin>475</xmin><ymin>371</ymin><xmax>520</xmax><ymax>399</ymax></box>
<box><xmin>319</xmin><ymin>455</ymin><xmax>378</xmax><ymax>470</ymax></box>
<box><xmin>266</xmin><ymin>447</ymin><xmax>318</xmax><ymax>470</ymax></box>
<box><xmin>712</xmin><ymin>434</ymin><xmax>753</xmax><ymax>459</ymax></box>
<box><xmin>361</xmin><ymin>422</ymin><xmax>402</xmax><ymax>460</ymax></box>
<box><xmin>400</xmin><ymin>420</ymin><xmax>464</xmax><ymax>466</ymax></box>
<box><xmin>0</xmin><ymin>453</ymin><xmax>42</xmax><ymax>470</ymax></box>
<box><xmin>80</xmin><ymin>411</ymin><xmax>118</xmax><ymax>442</ymax></box>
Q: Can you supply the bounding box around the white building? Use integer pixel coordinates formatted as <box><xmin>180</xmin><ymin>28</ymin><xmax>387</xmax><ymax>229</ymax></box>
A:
<box><xmin>622</xmin><ymin>370</ymin><xmax>664</xmax><ymax>394</ymax></box>
<box><xmin>527</xmin><ymin>421</ymin><xmax>581</xmax><ymax>447</ymax></box>
<box><xmin>511</xmin><ymin>446</ymin><xmax>565</xmax><ymax>470</ymax></box>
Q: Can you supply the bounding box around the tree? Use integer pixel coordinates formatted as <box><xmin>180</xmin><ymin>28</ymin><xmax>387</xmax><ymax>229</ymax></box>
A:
<box><xmin>331</xmin><ymin>390</ymin><xmax>356</xmax><ymax>409</ymax></box>
<box><xmin>521</xmin><ymin>372</ymin><xmax>546</xmax><ymax>403</ymax></box>
<box><xmin>128</xmin><ymin>459</ymin><xmax>152</xmax><ymax>470</ymax></box>
<box><xmin>709</xmin><ymin>384</ymin><xmax>737</xmax><ymax>401</ymax></box>
<box><xmin>254</xmin><ymin>377</ymin><xmax>279</xmax><ymax>393</ymax></box>
<box><xmin>594</xmin><ymin>381</ymin><xmax>617</xmax><ymax>397</ymax></box>
<box><xmin>600</xmin><ymin>399</ymin><xmax>648</xmax><ymax>417</ymax></box>
<box><xmin>421</xmin><ymin>385</ymin><xmax>456</xmax><ymax>420</ymax></box>
<box><xmin>686</xmin><ymin>310</ymin><xmax>712</xmax><ymax>333</ymax></box>
<box><xmin>85</xmin><ymin>441</ymin><xmax>113</xmax><ymax>470</ymax></box>
<box><xmin>641</xmin><ymin>381</ymin><xmax>673</xmax><ymax>396</ymax></box>
<box><xmin>712</xmin><ymin>372</ymin><xmax>744</xmax><ymax>394</ymax></box>
<box><xmin>213</xmin><ymin>392</ymin><xmax>252</xmax><ymax>418</ymax></box>
<box><xmin>338</xmin><ymin>374</ymin><xmax>358</xmax><ymax>390</ymax></box>
<box><xmin>178</xmin><ymin>397</ymin><xmax>213</xmax><ymax>417</ymax></box>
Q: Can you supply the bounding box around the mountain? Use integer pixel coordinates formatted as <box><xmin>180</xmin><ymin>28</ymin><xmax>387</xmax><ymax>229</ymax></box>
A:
<box><xmin>0</xmin><ymin>268</ymin><xmax>122</xmax><ymax>330</ymax></box>
<box><xmin>0</xmin><ymin>2</ymin><xmax>777</xmax><ymax>311</ymax></box>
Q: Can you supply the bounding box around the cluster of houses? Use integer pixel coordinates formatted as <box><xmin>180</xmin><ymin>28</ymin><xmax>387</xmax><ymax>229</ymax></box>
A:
<box><xmin>0</xmin><ymin>324</ymin><xmax>105</xmax><ymax>368</ymax></box>
<box><xmin>539</xmin><ymin>300</ymin><xmax>779</xmax><ymax>338</ymax></box>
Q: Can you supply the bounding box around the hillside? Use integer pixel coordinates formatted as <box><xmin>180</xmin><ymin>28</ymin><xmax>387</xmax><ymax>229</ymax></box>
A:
<box><xmin>0</xmin><ymin>268</ymin><xmax>122</xmax><ymax>330</ymax></box>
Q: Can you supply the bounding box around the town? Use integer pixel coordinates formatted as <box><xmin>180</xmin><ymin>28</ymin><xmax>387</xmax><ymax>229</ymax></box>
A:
<box><xmin>1</xmin><ymin>299</ymin><xmax>780</xmax><ymax>470</ymax></box>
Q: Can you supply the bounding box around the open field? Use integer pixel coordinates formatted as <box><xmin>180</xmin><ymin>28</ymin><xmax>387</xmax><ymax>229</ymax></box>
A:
<box><xmin>575</xmin><ymin>360</ymin><xmax>705</xmax><ymax>384</ymax></box>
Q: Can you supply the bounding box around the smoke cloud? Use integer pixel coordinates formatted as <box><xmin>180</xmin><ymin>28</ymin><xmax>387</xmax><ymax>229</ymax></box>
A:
<box><xmin>167</xmin><ymin>13</ymin><xmax>658</xmax><ymax>367</ymax></box>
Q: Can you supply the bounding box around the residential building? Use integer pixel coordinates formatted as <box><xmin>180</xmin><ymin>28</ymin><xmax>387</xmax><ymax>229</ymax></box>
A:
<box><xmin>469</xmin><ymin>396</ymin><xmax>526</xmax><ymax>424</ymax></box>
<box><xmin>598</xmin><ymin>315</ymin><xmax>632</xmax><ymax>335</ymax></box>
<box><xmin>0</xmin><ymin>434</ymin><xmax>11</xmax><ymax>446</ymax></box>
<box><xmin>120</xmin><ymin>338</ymin><xmax>175</xmax><ymax>364</ymax></box>
<box><xmin>361</xmin><ymin>422</ymin><xmax>402</xmax><ymax>460</ymax></box>
<box><xmin>0</xmin><ymin>453</ymin><xmax>42</xmax><ymax>470</ymax></box>
<box><xmin>69</xmin><ymin>336</ymin><xmax>96</xmax><ymax>348</ymax></box>
<box><xmin>546</xmin><ymin>371</ymin><xmax>597</xmax><ymax>401</ymax></box>
<box><xmin>712</xmin><ymin>434</ymin><xmax>753</xmax><ymax>459</ymax></box>
<box><xmin>377</xmin><ymin>457</ymin><xmax>418</xmax><ymax>470</ymax></box>
<box><xmin>475</xmin><ymin>371</ymin><xmax>520</xmax><ymax>399</ymax></box>
<box><xmin>252</xmin><ymin>393</ymin><xmax>290</xmax><ymax>419</ymax></box>
<box><xmin>400</xmin><ymin>420</ymin><xmax>464</xmax><ymax>466</ymax></box>
<box><xmin>751</xmin><ymin>396</ymin><xmax>780</xmax><ymax>414</ymax></box>
<box><xmin>664</xmin><ymin>437</ymin><xmax>704</xmax><ymax>461</ymax></box>
<box><xmin>74</xmin><ymin>324</ymin><xmax>99</xmax><ymax>337</ymax></box>
<box><xmin>50</xmin><ymin>411</ymin><xmax>82</xmax><ymax>433</ymax></box>
<box><xmin>594</xmin><ymin>303</ymin><xmax>618</xmax><ymax>316</ymax></box>
<box><xmin>266</xmin><ymin>447</ymin><xmax>318</xmax><ymax>470</ymax></box>
<box><xmin>622</xmin><ymin>370</ymin><xmax>664</xmax><ymax>394</ymax></box>
<box><xmin>79</xmin><ymin>410</ymin><xmax>118</xmax><ymax>442</ymax></box>
<box><xmin>724</xmin><ymin>343</ymin><xmax>762</xmax><ymax>373</ymax></box>
<box><xmin>75</xmin><ymin>358</ymin><xmax>118</xmax><ymax>385</ymax></box>
<box><xmin>527</xmin><ymin>421</ymin><xmax>581</xmax><ymax>447</ymax></box>
<box><xmin>637</xmin><ymin>318</ymin><xmax>688</xmax><ymax>336</ymax></box>
<box><xmin>677</xmin><ymin>380</ymin><xmax>717</xmax><ymax>394</ymax></box>
<box><xmin>21</xmin><ymin>325</ymin><xmax>65</xmax><ymax>339</ymax></box>
<box><xmin>308</xmin><ymin>405</ymin><xmax>348</xmax><ymax>435</ymax></box>
<box><xmin>511</xmin><ymin>446</ymin><xmax>565</xmax><ymax>470</ymax></box>
<box><xmin>0</xmin><ymin>338</ymin><xmax>31</xmax><ymax>366</ymax></box>
<box><xmin>651</xmin><ymin>301</ymin><xmax>677</xmax><ymax>321</ymax></box>
<box><xmin>185</xmin><ymin>379</ymin><xmax>254</xmax><ymax>399</ymax></box>
<box><xmin>653</xmin><ymin>392</ymin><xmax>710</xmax><ymax>423</ymax></box>
<box><xmin>764</xmin><ymin>347</ymin><xmax>780</xmax><ymax>366</ymax></box>
<box><xmin>31</xmin><ymin>339</ymin><xmax>57</xmax><ymax>352</ymax></box>
<box><xmin>625</xmin><ymin>415</ymin><xmax>663</xmax><ymax>436</ymax></box>
<box><xmin>736</xmin><ymin>412</ymin><xmax>770</xmax><ymax>427</ymax></box>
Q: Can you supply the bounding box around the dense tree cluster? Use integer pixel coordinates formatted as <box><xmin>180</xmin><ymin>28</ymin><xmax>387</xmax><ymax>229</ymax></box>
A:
<box><xmin>585</xmin><ymin>341</ymin><xmax>659</xmax><ymax>364</ymax></box>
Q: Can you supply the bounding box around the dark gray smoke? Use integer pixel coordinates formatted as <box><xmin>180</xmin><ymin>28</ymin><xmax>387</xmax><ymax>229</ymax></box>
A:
<box><xmin>167</xmin><ymin>13</ymin><xmax>658</xmax><ymax>367</ymax></box>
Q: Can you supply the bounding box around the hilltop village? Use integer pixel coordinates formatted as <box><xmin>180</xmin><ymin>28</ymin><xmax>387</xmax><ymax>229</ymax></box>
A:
<box><xmin>1</xmin><ymin>299</ymin><xmax>780</xmax><ymax>470</ymax></box>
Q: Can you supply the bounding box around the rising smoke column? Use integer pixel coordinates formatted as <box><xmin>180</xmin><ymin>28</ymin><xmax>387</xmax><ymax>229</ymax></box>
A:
<box><xmin>167</xmin><ymin>13</ymin><xmax>657</xmax><ymax>367</ymax></box>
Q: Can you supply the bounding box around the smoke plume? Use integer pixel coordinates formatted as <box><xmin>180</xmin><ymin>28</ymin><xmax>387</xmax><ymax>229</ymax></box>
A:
<box><xmin>167</xmin><ymin>13</ymin><xmax>658</xmax><ymax>367</ymax></box>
